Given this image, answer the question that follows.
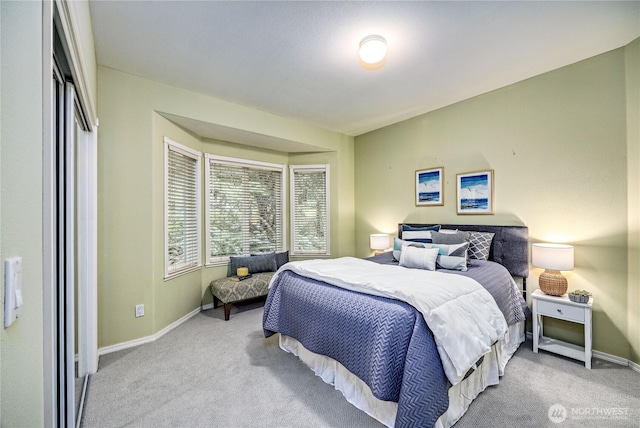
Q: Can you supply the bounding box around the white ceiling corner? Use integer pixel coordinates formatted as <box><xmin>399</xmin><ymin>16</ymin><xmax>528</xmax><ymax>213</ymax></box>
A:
<box><xmin>90</xmin><ymin>1</ymin><xmax>640</xmax><ymax>140</ymax></box>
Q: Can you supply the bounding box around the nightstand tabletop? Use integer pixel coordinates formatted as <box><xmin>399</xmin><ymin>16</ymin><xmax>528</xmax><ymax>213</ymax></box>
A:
<box><xmin>531</xmin><ymin>289</ymin><xmax>593</xmax><ymax>307</ymax></box>
<box><xmin>532</xmin><ymin>289</ymin><xmax>593</xmax><ymax>369</ymax></box>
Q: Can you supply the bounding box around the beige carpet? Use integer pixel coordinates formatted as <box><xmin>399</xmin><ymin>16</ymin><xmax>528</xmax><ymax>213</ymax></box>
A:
<box><xmin>81</xmin><ymin>302</ymin><xmax>640</xmax><ymax>427</ymax></box>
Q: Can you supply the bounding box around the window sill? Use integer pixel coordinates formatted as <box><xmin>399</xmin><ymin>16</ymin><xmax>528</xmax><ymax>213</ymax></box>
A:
<box><xmin>164</xmin><ymin>265</ymin><xmax>201</xmax><ymax>281</ymax></box>
<box><xmin>206</xmin><ymin>259</ymin><xmax>231</xmax><ymax>268</ymax></box>
<box><xmin>290</xmin><ymin>253</ymin><xmax>331</xmax><ymax>259</ymax></box>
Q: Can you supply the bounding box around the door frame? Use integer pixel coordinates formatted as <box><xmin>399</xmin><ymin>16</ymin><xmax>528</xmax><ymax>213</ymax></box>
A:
<box><xmin>77</xmin><ymin>117</ymin><xmax>98</xmax><ymax>377</ymax></box>
<box><xmin>43</xmin><ymin>1</ymin><xmax>98</xmax><ymax>426</ymax></box>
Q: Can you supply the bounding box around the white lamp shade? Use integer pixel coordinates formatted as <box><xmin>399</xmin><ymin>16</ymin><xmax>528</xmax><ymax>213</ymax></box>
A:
<box><xmin>532</xmin><ymin>243</ymin><xmax>574</xmax><ymax>271</ymax></box>
<box><xmin>370</xmin><ymin>234</ymin><xmax>390</xmax><ymax>250</ymax></box>
<box><xmin>359</xmin><ymin>35</ymin><xmax>387</xmax><ymax>64</ymax></box>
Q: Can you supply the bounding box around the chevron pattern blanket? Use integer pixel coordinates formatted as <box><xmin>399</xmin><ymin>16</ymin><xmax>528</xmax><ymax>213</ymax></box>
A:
<box><xmin>269</xmin><ymin>257</ymin><xmax>511</xmax><ymax>385</ymax></box>
<box><xmin>263</xmin><ymin>271</ymin><xmax>450</xmax><ymax>428</ymax></box>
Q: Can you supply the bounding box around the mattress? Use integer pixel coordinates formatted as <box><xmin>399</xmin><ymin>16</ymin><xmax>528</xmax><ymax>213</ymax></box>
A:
<box><xmin>263</xmin><ymin>258</ymin><xmax>529</xmax><ymax>427</ymax></box>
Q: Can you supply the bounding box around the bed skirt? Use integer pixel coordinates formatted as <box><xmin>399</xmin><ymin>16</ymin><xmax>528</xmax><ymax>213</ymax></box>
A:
<box><xmin>279</xmin><ymin>321</ymin><xmax>525</xmax><ymax>428</ymax></box>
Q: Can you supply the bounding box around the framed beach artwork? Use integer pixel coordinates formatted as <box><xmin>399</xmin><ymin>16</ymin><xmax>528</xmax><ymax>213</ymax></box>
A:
<box><xmin>415</xmin><ymin>167</ymin><xmax>444</xmax><ymax>206</ymax></box>
<box><xmin>456</xmin><ymin>170</ymin><xmax>494</xmax><ymax>214</ymax></box>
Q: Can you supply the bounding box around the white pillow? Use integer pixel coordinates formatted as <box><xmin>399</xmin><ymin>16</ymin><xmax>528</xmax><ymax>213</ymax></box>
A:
<box><xmin>401</xmin><ymin>230</ymin><xmax>434</xmax><ymax>241</ymax></box>
<box><xmin>399</xmin><ymin>245</ymin><xmax>439</xmax><ymax>271</ymax></box>
<box><xmin>438</xmin><ymin>229</ymin><xmax>459</xmax><ymax>234</ymax></box>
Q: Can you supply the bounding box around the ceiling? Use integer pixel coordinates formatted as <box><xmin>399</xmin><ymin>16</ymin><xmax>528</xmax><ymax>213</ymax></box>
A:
<box><xmin>89</xmin><ymin>1</ymin><xmax>639</xmax><ymax>138</ymax></box>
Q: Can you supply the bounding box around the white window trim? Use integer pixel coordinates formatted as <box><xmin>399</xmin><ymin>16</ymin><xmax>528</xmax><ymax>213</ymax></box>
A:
<box><xmin>164</xmin><ymin>136</ymin><xmax>202</xmax><ymax>279</ymax></box>
<box><xmin>290</xmin><ymin>164</ymin><xmax>330</xmax><ymax>257</ymax></box>
<box><xmin>205</xmin><ymin>154</ymin><xmax>286</xmax><ymax>267</ymax></box>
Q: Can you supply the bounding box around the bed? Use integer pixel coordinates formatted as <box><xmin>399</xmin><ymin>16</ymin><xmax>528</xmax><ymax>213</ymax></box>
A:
<box><xmin>263</xmin><ymin>224</ymin><xmax>530</xmax><ymax>427</ymax></box>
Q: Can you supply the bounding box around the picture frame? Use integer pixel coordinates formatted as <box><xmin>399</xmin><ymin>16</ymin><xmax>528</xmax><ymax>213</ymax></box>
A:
<box><xmin>456</xmin><ymin>170</ymin><xmax>494</xmax><ymax>214</ymax></box>
<box><xmin>415</xmin><ymin>167</ymin><xmax>444</xmax><ymax>206</ymax></box>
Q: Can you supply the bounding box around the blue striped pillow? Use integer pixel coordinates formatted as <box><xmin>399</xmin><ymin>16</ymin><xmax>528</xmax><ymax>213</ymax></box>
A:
<box><xmin>401</xmin><ymin>224</ymin><xmax>441</xmax><ymax>243</ymax></box>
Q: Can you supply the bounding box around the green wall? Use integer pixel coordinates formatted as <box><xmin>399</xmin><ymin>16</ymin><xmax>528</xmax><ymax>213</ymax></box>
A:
<box><xmin>626</xmin><ymin>38</ymin><xmax>640</xmax><ymax>365</ymax></box>
<box><xmin>1</xmin><ymin>1</ymin><xmax>99</xmax><ymax>423</ymax></box>
<box><xmin>0</xmin><ymin>3</ymin><xmax>636</xmax><ymax>424</ymax></box>
<box><xmin>97</xmin><ymin>67</ymin><xmax>355</xmax><ymax>347</ymax></box>
<box><xmin>0</xmin><ymin>2</ymin><xmax>45</xmax><ymax>425</ymax></box>
<box><xmin>354</xmin><ymin>43</ymin><xmax>638</xmax><ymax>360</ymax></box>
<box><xmin>98</xmin><ymin>41</ymin><xmax>638</xmax><ymax>363</ymax></box>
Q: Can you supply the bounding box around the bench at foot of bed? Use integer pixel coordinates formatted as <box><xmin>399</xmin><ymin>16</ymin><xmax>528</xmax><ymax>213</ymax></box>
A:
<box><xmin>210</xmin><ymin>272</ymin><xmax>274</xmax><ymax>320</ymax></box>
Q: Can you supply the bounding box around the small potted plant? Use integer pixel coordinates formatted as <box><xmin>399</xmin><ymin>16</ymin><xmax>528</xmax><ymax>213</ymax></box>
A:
<box><xmin>568</xmin><ymin>289</ymin><xmax>591</xmax><ymax>303</ymax></box>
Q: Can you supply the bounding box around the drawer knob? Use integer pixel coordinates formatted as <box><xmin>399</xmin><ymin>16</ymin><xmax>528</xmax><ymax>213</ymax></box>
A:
<box><xmin>557</xmin><ymin>309</ymin><xmax>563</xmax><ymax>314</ymax></box>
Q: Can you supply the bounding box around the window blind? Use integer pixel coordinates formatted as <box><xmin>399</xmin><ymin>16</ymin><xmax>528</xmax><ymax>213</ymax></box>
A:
<box><xmin>165</xmin><ymin>138</ymin><xmax>201</xmax><ymax>277</ymax></box>
<box><xmin>290</xmin><ymin>165</ymin><xmax>330</xmax><ymax>256</ymax></box>
<box><xmin>207</xmin><ymin>156</ymin><xmax>284</xmax><ymax>264</ymax></box>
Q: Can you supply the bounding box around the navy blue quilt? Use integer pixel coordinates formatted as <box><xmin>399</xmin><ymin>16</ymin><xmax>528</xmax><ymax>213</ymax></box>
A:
<box><xmin>263</xmin><ymin>271</ymin><xmax>450</xmax><ymax>428</ymax></box>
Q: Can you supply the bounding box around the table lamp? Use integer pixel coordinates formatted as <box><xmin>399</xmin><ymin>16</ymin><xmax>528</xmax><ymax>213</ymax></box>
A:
<box><xmin>370</xmin><ymin>234</ymin><xmax>390</xmax><ymax>255</ymax></box>
<box><xmin>532</xmin><ymin>243</ymin><xmax>574</xmax><ymax>296</ymax></box>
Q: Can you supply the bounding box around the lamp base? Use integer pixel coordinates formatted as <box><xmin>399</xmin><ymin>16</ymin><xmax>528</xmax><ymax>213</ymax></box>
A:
<box><xmin>539</xmin><ymin>269</ymin><xmax>568</xmax><ymax>296</ymax></box>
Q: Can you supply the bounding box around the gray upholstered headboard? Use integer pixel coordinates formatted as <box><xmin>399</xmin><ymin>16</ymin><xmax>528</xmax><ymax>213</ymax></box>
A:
<box><xmin>398</xmin><ymin>224</ymin><xmax>529</xmax><ymax>279</ymax></box>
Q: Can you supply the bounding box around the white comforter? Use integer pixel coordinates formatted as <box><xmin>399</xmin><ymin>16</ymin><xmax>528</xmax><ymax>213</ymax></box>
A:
<box><xmin>272</xmin><ymin>257</ymin><xmax>508</xmax><ymax>385</ymax></box>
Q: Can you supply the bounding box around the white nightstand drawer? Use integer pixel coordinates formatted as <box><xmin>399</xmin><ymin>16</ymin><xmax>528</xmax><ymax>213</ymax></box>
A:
<box><xmin>532</xmin><ymin>290</ymin><xmax>592</xmax><ymax>368</ymax></box>
<box><xmin>536</xmin><ymin>299</ymin><xmax>585</xmax><ymax>323</ymax></box>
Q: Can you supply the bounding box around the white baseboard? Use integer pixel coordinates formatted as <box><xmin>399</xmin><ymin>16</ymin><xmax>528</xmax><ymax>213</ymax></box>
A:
<box><xmin>98</xmin><ymin>307</ymin><xmax>201</xmax><ymax>356</ymax></box>
<box><xmin>592</xmin><ymin>349</ymin><xmax>629</xmax><ymax>366</ymax></box>
<box><xmin>96</xmin><ymin>311</ymin><xmax>640</xmax><ymax>375</ymax></box>
<box><xmin>526</xmin><ymin>331</ymin><xmax>634</xmax><ymax>369</ymax></box>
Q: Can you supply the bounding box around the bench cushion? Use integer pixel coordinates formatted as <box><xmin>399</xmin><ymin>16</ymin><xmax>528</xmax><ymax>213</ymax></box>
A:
<box><xmin>210</xmin><ymin>272</ymin><xmax>274</xmax><ymax>304</ymax></box>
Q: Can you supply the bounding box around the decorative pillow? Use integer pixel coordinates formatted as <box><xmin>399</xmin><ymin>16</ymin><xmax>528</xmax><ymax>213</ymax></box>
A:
<box><xmin>428</xmin><ymin>242</ymin><xmax>469</xmax><ymax>257</ymax></box>
<box><xmin>275</xmin><ymin>250</ymin><xmax>289</xmax><ymax>269</ymax></box>
<box><xmin>430</xmin><ymin>231</ymin><xmax>470</xmax><ymax>245</ymax></box>
<box><xmin>250</xmin><ymin>251</ymin><xmax>289</xmax><ymax>269</ymax></box>
<box><xmin>393</xmin><ymin>237</ymin><xmax>404</xmax><ymax>260</ymax></box>
<box><xmin>436</xmin><ymin>255</ymin><xmax>468</xmax><ymax>271</ymax></box>
<box><xmin>393</xmin><ymin>238</ymin><xmax>427</xmax><ymax>261</ymax></box>
<box><xmin>230</xmin><ymin>253</ymin><xmax>277</xmax><ymax>276</ymax></box>
<box><xmin>401</xmin><ymin>224</ymin><xmax>441</xmax><ymax>243</ymax></box>
<box><xmin>424</xmin><ymin>242</ymin><xmax>469</xmax><ymax>271</ymax></box>
<box><xmin>468</xmin><ymin>232</ymin><xmax>494</xmax><ymax>261</ymax></box>
<box><xmin>399</xmin><ymin>245</ymin><xmax>439</xmax><ymax>271</ymax></box>
<box><xmin>401</xmin><ymin>224</ymin><xmax>441</xmax><ymax>232</ymax></box>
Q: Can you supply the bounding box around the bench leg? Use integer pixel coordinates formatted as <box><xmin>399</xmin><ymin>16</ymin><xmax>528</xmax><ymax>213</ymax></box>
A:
<box><xmin>223</xmin><ymin>303</ymin><xmax>231</xmax><ymax>321</ymax></box>
<box><xmin>213</xmin><ymin>295</ymin><xmax>220</xmax><ymax>309</ymax></box>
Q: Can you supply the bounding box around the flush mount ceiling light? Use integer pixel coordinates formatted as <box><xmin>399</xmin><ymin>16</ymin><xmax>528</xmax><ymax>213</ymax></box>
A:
<box><xmin>359</xmin><ymin>35</ymin><xmax>387</xmax><ymax>65</ymax></box>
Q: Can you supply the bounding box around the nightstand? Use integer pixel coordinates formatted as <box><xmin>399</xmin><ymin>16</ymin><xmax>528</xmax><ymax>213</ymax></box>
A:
<box><xmin>532</xmin><ymin>289</ymin><xmax>593</xmax><ymax>369</ymax></box>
